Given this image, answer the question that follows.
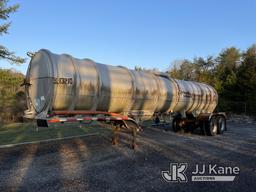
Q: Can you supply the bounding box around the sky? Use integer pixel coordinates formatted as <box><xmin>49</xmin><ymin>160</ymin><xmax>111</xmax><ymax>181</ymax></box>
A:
<box><xmin>0</xmin><ymin>0</ymin><xmax>255</xmax><ymax>74</ymax></box>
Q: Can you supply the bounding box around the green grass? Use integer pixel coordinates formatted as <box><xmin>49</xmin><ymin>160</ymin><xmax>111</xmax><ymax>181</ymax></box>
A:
<box><xmin>0</xmin><ymin>121</ymin><xmax>112</xmax><ymax>146</ymax></box>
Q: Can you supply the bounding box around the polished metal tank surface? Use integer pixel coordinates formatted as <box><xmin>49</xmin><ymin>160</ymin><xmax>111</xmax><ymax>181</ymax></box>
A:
<box><xmin>24</xmin><ymin>49</ymin><xmax>218</xmax><ymax>119</ymax></box>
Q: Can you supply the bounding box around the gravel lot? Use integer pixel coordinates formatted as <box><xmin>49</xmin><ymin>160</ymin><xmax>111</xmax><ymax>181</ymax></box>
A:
<box><xmin>0</xmin><ymin>121</ymin><xmax>255</xmax><ymax>192</ymax></box>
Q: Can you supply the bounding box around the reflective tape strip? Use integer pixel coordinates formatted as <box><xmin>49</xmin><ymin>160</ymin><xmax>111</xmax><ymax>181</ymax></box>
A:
<box><xmin>47</xmin><ymin>116</ymin><xmax>129</xmax><ymax>123</ymax></box>
<box><xmin>120</xmin><ymin>116</ymin><xmax>129</xmax><ymax>120</ymax></box>
<box><xmin>97</xmin><ymin>117</ymin><xmax>106</xmax><ymax>121</ymax></box>
<box><xmin>59</xmin><ymin>118</ymin><xmax>67</xmax><ymax>122</ymax></box>
<box><xmin>48</xmin><ymin>118</ymin><xmax>60</xmax><ymax>123</ymax></box>
<box><xmin>67</xmin><ymin>118</ymin><xmax>77</xmax><ymax>122</ymax></box>
<box><xmin>83</xmin><ymin>117</ymin><xmax>92</xmax><ymax>121</ymax></box>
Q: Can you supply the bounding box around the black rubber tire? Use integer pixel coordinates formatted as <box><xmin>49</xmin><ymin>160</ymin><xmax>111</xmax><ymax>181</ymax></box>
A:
<box><xmin>217</xmin><ymin>116</ymin><xmax>226</xmax><ymax>134</ymax></box>
<box><xmin>200</xmin><ymin>121</ymin><xmax>208</xmax><ymax>135</ymax></box>
<box><xmin>206</xmin><ymin>117</ymin><xmax>218</xmax><ymax>136</ymax></box>
<box><xmin>172</xmin><ymin>118</ymin><xmax>181</xmax><ymax>132</ymax></box>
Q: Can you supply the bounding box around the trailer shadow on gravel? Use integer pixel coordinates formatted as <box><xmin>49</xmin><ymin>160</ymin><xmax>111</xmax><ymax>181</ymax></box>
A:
<box><xmin>0</xmin><ymin>120</ymin><xmax>255</xmax><ymax>192</ymax></box>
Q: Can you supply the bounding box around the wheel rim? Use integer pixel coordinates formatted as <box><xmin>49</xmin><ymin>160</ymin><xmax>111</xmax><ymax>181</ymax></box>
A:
<box><xmin>213</xmin><ymin>122</ymin><xmax>217</xmax><ymax>134</ymax></box>
<box><xmin>210</xmin><ymin>118</ymin><xmax>217</xmax><ymax>134</ymax></box>
<box><xmin>218</xmin><ymin>117</ymin><xmax>225</xmax><ymax>131</ymax></box>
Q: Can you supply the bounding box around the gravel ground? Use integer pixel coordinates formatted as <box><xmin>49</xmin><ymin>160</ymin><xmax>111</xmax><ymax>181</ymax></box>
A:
<box><xmin>0</xmin><ymin>121</ymin><xmax>255</xmax><ymax>192</ymax></box>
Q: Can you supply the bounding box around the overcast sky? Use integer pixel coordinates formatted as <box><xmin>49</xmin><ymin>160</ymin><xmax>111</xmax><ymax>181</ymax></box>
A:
<box><xmin>1</xmin><ymin>0</ymin><xmax>256</xmax><ymax>74</ymax></box>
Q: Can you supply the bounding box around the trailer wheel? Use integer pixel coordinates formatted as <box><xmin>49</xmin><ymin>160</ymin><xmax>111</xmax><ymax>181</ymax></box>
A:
<box><xmin>172</xmin><ymin>118</ymin><xmax>181</xmax><ymax>132</ymax></box>
<box><xmin>206</xmin><ymin>117</ymin><xmax>218</xmax><ymax>136</ymax></box>
<box><xmin>217</xmin><ymin>116</ymin><xmax>226</xmax><ymax>134</ymax></box>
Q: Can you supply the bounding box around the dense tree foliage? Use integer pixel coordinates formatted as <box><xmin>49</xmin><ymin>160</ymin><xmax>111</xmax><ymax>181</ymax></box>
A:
<box><xmin>168</xmin><ymin>44</ymin><xmax>256</xmax><ymax>115</ymax></box>
<box><xmin>0</xmin><ymin>0</ymin><xmax>25</xmax><ymax>64</ymax></box>
<box><xmin>0</xmin><ymin>69</ymin><xmax>25</xmax><ymax>123</ymax></box>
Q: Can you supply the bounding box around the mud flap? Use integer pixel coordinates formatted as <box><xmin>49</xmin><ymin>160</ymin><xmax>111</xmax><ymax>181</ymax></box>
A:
<box><xmin>37</xmin><ymin>119</ymin><xmax>48</xmax><ymax>127</ymax></box>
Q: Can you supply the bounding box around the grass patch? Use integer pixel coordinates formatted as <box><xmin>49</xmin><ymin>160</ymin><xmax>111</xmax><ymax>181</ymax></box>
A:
<box><xmin>0</xmin><ymin>121</ymin><xmax>112</xmax><ymax>146</ymax></box>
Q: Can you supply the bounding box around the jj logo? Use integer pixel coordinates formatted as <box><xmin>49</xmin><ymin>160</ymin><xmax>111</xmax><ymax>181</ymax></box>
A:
<box><xmin>162</xmin><ymin>163</ymin><xmax>188</xmax><ymax>182</ymax></box>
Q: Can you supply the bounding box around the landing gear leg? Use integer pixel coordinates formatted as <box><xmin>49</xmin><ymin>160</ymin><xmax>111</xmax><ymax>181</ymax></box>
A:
<box><xmin>112</xmin><ymin>124</ymin><xmax>120</xmax><ymax>145</ymax></box>
<box><xmin>131</xmin><ymin>126</ymin><xmax>137</xmax><ymax>150</ymax></box>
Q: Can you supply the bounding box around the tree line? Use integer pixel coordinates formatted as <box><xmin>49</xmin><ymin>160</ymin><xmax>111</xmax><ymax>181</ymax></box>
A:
<box><xmin>0</xmin><ymin>1</ymin><xmax>26</xmax><ymax>124</ymax></box>
<box><xmin>1</xmin><ymin>44</ymin><xmax>255</xmax><ymax>124</ymax></box>
<box><xmin>168</xmin><ymin>45</ymin><xmax>256</xmax><ymax>116</ymax></box>
<box><xmin>0</xmin><ymin>69</ymin><xmax>25</xmax><ymax>123</ymax></box>
<box><xmin>0</xmin><ymin>1</ymin><xmax>255</xmax><ymax>125</ymax></box>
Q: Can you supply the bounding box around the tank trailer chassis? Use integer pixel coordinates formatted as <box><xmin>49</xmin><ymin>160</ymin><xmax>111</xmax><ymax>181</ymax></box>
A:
<box><xmin>36</xmin><ymin>111</ymin><xmax>141</xmax><ymax>149</ymax></box>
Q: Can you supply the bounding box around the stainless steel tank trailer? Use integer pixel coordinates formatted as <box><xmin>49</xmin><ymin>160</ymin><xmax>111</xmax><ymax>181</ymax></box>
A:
<box><xmin>22</xmin><ymin>49</ymin><xmax>227</xmax><ymax>148</ymax></box>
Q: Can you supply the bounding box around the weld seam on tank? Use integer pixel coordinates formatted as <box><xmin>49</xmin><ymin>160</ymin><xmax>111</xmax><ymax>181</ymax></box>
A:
<box><xmin>66</xmin><ymin>54</ymin><xmax>78</xmax><ymax>111</ymax></box>
<box><xmin>93</xmin><ymin>62</ymin><xmax>102</xmax><ymax>111</ymax></box>
<box><xmin>44</xmin><ymin>49</ymin><xmax>57</xmax><ymax>114</ymax></box>
<box><xmin>151</xmin><ymin>73</ymin><xmax>161</xmax><ymax>113</ymax></box>
<box><xmin>204</xmin><ymin>84</ymin><xmax>212</xmax><ymax>112</ymax></box>
<box><xmin>118</xmin><ymin>66</ymin><xmax>135</xmax><ymax>113</ymax></box>
<box><xmin>194</xmin><ymin>82</ymin><xmax>203</xmax><ymax>113</ymax></box>
<box><xmin>197</xmin><ymin>83</ymin><xmax>204</xmax><ymax>113</ymax></box>
<box><xmin>186</xmin><ymin>81</ymin><xmax>196</xmax><ymax>112</ymax></box>
<box><xmin>168</xmin><ymin>78</ymin><xmax>179</xmax><ymax>112</ymax></box>
<box><xmin>37</xmin><ymin>49</ymin><xmax>53</xmax><ymax>114</ymax></box>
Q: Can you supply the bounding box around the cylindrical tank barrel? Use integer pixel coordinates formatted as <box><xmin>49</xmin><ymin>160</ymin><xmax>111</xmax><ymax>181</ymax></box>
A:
<box><xmin>24</xmin><ymin>49</ymin><xmax>218</xmax><ymax>119</ymax></box>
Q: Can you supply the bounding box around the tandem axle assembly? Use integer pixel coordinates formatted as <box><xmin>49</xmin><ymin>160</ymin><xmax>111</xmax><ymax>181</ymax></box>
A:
<box><xmin>171</xmin><ymin>112</ymin><xmax>227</xmax><ymax>136</ymax></box>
